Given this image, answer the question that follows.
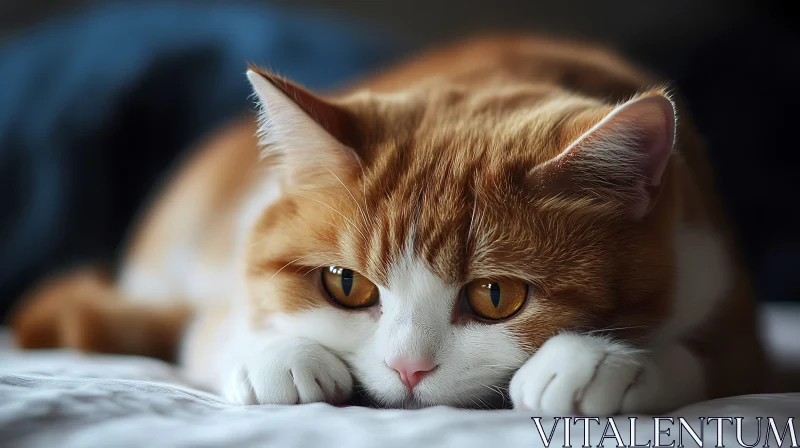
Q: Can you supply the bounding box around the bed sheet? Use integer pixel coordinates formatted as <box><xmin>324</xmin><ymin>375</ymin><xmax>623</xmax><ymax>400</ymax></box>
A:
<box><xmin>1</xmin><ymin>305</ymin><xmax>798</xmax><ymax>448</ymax></box>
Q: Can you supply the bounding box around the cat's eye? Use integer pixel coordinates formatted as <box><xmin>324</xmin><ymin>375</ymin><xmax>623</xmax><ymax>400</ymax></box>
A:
<box><xmin>465</xmin><ymin>279</ymin><xmax>528</xmax><ymax>320</ymax></box>
<box><xmin>322</xmin><ymin>266</ymin><xmax>379</xmax><ymax>308</ymax></box>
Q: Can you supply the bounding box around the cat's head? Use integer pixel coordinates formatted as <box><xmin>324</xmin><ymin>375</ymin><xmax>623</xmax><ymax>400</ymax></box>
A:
<box><xmin>243</xmin><ymin>68</ymin><xmax>678</xmax><ymax>408</ymax></box>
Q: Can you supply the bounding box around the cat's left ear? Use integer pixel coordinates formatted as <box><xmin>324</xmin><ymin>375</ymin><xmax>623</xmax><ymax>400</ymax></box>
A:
<box><xmin>246</xmin><ymin>66</ymin><xmax>361</xmax><ymax>189</ymax></box>
<box><xmin>529</xmin><ymin>92</ymin><xmax>677</xmax><ymax>219</ymax></box>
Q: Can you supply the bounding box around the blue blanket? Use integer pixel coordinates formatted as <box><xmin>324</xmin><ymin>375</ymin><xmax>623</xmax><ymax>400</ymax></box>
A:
<box><xmin>0</xmin><ymin>2</ymin><xmax>403</xmax><ymax>315</ymax></box>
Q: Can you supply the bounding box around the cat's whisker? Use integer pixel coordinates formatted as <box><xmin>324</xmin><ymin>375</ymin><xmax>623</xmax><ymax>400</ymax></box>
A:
<box><xmin>323</xmin><ymin>165</ymin><xmax>369</xmax><ymax>229</ymax></box>
<box><xmin>296</xmin><ymin>219</ymin><xmax>361</xmax><ymax>246</ymax></box>
<box><xmin>288</xmin><ymin>192</ymin><xmax>368</xmax><ymax>242</ymax></box>
<box><xmin>465</xmin><ymin>199</ymin><xmax>478</xmax><ymax>256</ymax></box>
<box><xmin>351</xmin><ymin>385</ymin><xmax>382</xmax><ymax>408</ymax></box>
<box><xmin>248</xmin><ymin>233</ymin><xmax>274</xmax><ymax>249</ymax></box>
<box><xmin>320</xmin><ymin>221</ymin><xmax>356</xmax><ymax>241</ymax></box>
<box><xmin>467</xmin><ymin>396</ymin><xmax>481</xmax><ymax>409</ymax></box>
<box><xmin>453</xmin><ymin>393</ymin><xmax>471</xmax><ymax>410</ymax></box>
<box><xmin>476</xmin><ymin>381</ymin><xmax>505</xmax><ymax>399</ymax></box>
<box><xmin>491</xmin><ymin>384</ymin><xmax>509</xmax><ymax>400</ymax></box>
<box><xmin>353</xmin><ymin>157</ymin><xmax>374</xmax><ymax>224</ymax></box>
<box><xmin>583</xmin><ymin>325</ymin><xmax>649</xmax><ymax>336</ymax></box>
<box><xmin>266</xmin><ymin>256</ymin><xmax>313</xmax><ymax>282</ymax></box>
<box><xmin>479</xmin><ymin>364</ymin><xmax>521</xmax><ymax>371</ymax></box>
<box><xmin>265</xmin><ymin>252</ymin><xmax>339</xmax><ymax>282</ymax></box>
<box><xmin>458</xmin><ymin>377</ymin><xmax>509</xmax><ymax>409</ymax></box>
<box><xmin>472</xmin><ymin>394</ymin><xmax>494</xmax><ymax>410</ymax></box>
<box><xmin>300</xmin><ymin>260</ymin><xmax>340</xmax><ymax>277</ymax></box>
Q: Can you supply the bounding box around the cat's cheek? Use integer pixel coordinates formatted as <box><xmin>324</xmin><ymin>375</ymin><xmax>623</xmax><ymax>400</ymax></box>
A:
<box><xmin>267</xmin><ymin>307</ymin><xmax>379</xmax><ymax>354</ymax></box>
<box><xmin>356</xmin><ymin>322</ymin><xmax>528</xmax><ymax>408</ymax></box>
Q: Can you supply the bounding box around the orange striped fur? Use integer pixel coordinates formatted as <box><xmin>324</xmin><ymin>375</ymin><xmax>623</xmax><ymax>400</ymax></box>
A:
<box><xmin>11</xmin><ymin>35</ymin><xmax>765</xmax><ymax>412</ymax></box>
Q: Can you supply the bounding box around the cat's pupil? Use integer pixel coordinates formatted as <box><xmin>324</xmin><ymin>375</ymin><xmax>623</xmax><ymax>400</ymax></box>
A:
<box><xmin>490</xmin><ymin>283</ymin><xmax>501</xmax><ymax>307</ymax></box>
<box><xmin>341</xmin><ymin>269</ymin><xmax>354</xmax><ymax>296</ymax></box>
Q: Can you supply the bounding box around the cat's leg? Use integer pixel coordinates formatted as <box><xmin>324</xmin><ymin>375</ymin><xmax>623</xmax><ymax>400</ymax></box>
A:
<box><xmin>11</xmin><ymin>266</ymin><xmax>192</xmax><ymax>362</ymax></box>
<box><xmin>182</xmin><ymin>307</ymin><xmax>353</xmax><ymax>406</ymax></box>
<box><xmin>509</xmin><ymin>333</ymin><xmax>705</xmax><ymax>415</ymax></box>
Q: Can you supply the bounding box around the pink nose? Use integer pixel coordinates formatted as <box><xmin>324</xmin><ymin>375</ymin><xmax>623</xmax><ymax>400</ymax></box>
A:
<box><xmin>386</xmin><ymin>356</ymin><xmax>437</xmax><ymax>390</ymax></box>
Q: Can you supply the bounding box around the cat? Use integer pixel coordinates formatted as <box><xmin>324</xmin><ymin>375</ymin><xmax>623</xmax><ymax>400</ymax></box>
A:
<box><xmin>11</xmin><ymin>34</ymin><xmax>766</xmax><ymax>414</ymax></box>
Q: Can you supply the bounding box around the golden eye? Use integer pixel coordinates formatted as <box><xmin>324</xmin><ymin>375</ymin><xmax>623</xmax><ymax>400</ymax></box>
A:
<box><xmin>465</xmin><ymin>279</ymin><xmax>527</xmax><ymax>320</ymax></box>
<box><xmin>322</xmin><ymin>266</ymin><xmax>379</xmax><ymax>308</ymax></box>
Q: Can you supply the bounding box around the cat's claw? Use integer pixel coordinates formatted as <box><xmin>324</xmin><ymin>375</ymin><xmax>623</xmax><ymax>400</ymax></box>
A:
<box><xmin>222</xmin><ymin>337</ymin><xmax>352</xmax><ymax>406</ymax></box>
<box><xmin>510</xmin><ymin>333</ymin><xmax>651</xmax><ymax>416</ymax></box>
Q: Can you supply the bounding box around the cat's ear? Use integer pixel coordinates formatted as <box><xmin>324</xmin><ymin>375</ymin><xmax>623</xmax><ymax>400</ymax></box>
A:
<box><xmin>529</xmin><ymin>92</ymin><xmax>676</xmax><ymax>219</ymax></box>
<box><xmin>246</xmin><ymin>67</ymin><xmax>360</xmax><ymax>188</ymax></box>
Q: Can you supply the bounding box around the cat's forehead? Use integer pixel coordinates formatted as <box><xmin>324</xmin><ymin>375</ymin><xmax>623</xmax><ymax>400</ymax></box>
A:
<box><xmin>343</xmin><ymin>85</ymin><xmax>611</xmax><ymax>285</ymax></box>
<box><xmin>356</xmin><ymin>155</ymin><xmax>547</xmax><ymax>286</ymax></box>
<box><xmin>350</xmin><ymin>85</ymin><xmax>603</xmax><ymax>170</ymax></box>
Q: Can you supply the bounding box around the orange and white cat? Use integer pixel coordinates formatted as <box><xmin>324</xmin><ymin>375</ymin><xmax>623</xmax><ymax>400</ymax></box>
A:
<box><xmin>12</xmin><ymin>35</ymin><xmax>766</xmax><ymax>414</ymax></box>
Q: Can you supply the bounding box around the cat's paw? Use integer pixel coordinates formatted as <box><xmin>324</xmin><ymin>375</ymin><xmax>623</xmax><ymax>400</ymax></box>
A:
<box><xmin>222</xmin><ymin>337</ymin><xmax>353</xmax><ymax>406</ymax></box>
<box><xmin>510</xmin><ymin>333</ymin><xmax>648</xmax><ymax>416</ymax></box>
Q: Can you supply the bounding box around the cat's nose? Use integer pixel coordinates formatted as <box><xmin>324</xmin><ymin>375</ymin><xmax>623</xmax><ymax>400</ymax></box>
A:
<box><xmin>385</xmin><ymin>356</ymin><xmax>437</xmax><ymax>390</ymax></box>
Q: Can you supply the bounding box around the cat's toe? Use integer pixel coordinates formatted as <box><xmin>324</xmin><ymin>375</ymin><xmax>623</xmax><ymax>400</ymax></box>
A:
<box><xmin>510</xmin><ymin>333</ymin><xmax>643</xmax><ymax>416</ymax></box>
<box><xmin>223</xmin><ymin>364</ymin><xmax>259</xmax><ymax>405</ymax></box>
<box><xmin>575</xmin><ymin>355</ymin><xmax>642</xmax><ymax>415</ymax></box>
<box><xmin>288</xmin><ymin>365</ymin><xmax>349</xmax><ymax>404</ymax></box>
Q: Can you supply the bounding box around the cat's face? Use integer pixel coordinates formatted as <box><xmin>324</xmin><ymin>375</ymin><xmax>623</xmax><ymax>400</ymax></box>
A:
<box><xmin>244</xmin><ymin>69</ymin><xmax>677</xmax><ymax>408</ymax></box>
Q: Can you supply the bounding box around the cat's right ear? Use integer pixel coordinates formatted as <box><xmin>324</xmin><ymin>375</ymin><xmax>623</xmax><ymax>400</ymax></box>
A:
<box><xmin>246</xmin><ymin>67</ymin><xmax>361</xmax><ymax>189</ymax></box>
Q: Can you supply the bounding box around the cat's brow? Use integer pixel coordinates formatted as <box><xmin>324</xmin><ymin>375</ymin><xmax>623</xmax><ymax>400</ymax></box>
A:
<box><xmin>323</xmin><ymin>165</ymin><xmax>370</xmax><ymax>229</ymax></box>
<box><xmin>288</xmin><ymin>192</ymin><xmax>368</xmax><ymax>242</ymax></box>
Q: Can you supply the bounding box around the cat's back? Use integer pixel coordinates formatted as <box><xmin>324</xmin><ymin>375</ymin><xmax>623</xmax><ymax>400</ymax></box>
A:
<box><xmin>121</xmin><ymin>34</ymin><xmax>722</xmax><ymax>305</ymax></box>
<box><xmin>356</xmin><ymin>35</ymin><xmax>651</xmax><ymax>102</ymax></box>
<box><xmin>361</xmin><ymin>35</ymin><xmax>725</xmax><ymax>229</ymax></box>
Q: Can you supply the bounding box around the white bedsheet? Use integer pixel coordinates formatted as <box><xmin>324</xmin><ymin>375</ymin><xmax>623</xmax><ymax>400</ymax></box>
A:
<box><xmin>1</xmin><ymin>305</ymin><xmax>799</xmax><ymax>448</ymax></box>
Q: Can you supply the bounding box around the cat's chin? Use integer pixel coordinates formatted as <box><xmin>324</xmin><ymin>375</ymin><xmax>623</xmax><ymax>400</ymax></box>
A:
<box><xmin>349</xmin><ymin>394</ymin><xmax>445</xmax><ymax>410</ymax></box>
<box><xmin>347</xmin><ymin>361</ymin><xmax>514</xmax><ymax>409</ymax></box>
<box><xmin>388</xmin><ymin>394</ymin><xmax>509</xmax><ymax>410</ymax></box>
<box><xmin>349</xmin><ymin>386</ymin><xmax>510</xmax><ymax>410</ymax></box>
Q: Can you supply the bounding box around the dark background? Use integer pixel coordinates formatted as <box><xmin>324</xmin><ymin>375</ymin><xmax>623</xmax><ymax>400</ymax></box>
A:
<box><xmin>1</xmin><ymin>1</ymin><xmax>792</xmax><ymax>51</ymax></box>
<box><xmin>0</xmin><ymin>0</ymin><xmax>798</xmax><ymax>319</ymax></box>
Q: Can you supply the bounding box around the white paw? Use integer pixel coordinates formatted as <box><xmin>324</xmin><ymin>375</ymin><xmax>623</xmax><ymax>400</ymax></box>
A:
<box><xmin>510</xmin><ymin>333</ymin><xmax>651</xmax><ymax>416</ymax></box>
<box><xmin>221</xmin><ymin>337</ymin><xmax>353</xmax><ymax>406</ymax></box>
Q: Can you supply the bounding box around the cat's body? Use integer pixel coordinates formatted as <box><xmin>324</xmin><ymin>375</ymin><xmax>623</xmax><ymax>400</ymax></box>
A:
<box><xmin>12</xmin><ymin>35</ymin><xmax>765</xmax><ymax>414</ymax></box>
